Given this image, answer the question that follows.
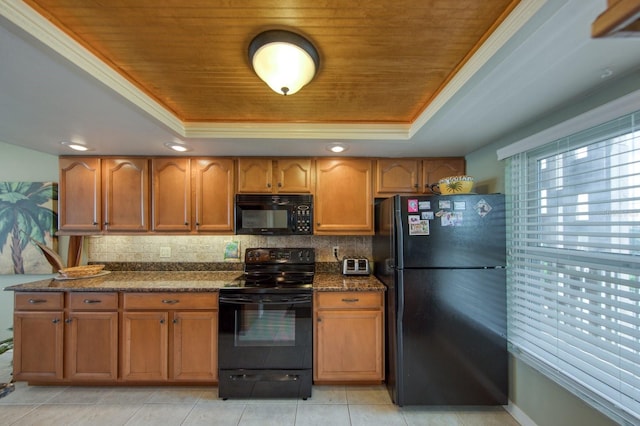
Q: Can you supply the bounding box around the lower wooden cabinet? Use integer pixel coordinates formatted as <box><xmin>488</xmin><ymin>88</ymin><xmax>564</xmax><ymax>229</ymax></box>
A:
<box><xmin>13</xmin><ymin>310</ymin><xmax>64</xmax><ymax>382</ymax></box>
<box><xmin>13</xmin><ymin>291</ymin><xmax>218</xmax><ymax>384</ymax></box>
<box><xmin>13</xmin><ymin>289</ymin><xmax>384</xmax><ymax>385</ymax></box>
<box><xmin>121</xmin><ymin>292</ymin><xmax>218</xmax><ymax>382</ymax></box>
<box><xmin>121</xmin><ymin>311</ymin><xmax>169</xmax><ymax>381</ymax></box>
<box><xmin>66</xmin><ymin>292</ymin><xmax>119</xmax><ymax>381</ymax></box>
<box><xmin>13</xmin><ymin>291</ymin><xmax>118</xmax><ymax>383</ymax></box>
<box><xmin>314</xmin><ymin>291</ymin><xmax>384</xmax><ymax>383</ymax></box>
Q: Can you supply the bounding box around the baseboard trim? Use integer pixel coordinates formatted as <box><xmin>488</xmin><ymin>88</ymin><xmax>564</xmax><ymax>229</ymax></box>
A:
<box><xmin>505</xmin><ymin>400</ymin><xmax>538</xmax><ymax>426</ymax></box>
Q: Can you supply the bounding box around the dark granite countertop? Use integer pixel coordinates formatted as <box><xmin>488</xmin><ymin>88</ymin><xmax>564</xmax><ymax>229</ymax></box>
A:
<box><xmin>4</xmin><ymin>270</ymin><xmax>386</xmax><ymax>292</ymax></box>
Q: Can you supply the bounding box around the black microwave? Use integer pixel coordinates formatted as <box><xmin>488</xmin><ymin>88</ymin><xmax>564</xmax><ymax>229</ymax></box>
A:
<box><xmin>235</xmin><ymin>194</ymin><xmax>313</xmax><ymax>235</ymax></box>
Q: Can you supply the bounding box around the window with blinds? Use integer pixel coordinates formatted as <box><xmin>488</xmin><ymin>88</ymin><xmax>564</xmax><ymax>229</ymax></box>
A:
<box><xmin>506</xmin><ymin>110</ymin><xmax>640</xmax><ymax>424</ymax></box>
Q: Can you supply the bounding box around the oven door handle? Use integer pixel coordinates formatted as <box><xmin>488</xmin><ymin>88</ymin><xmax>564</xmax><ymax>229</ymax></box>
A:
<box><xmin>219</xmin><ymin>295</ymin><xmax>312</xmax><ymax>305</ymax></box>
<box><xmin>219</xmin><ymin>296</ymin><xmax>255</xmax><ymax>304</ymax></box>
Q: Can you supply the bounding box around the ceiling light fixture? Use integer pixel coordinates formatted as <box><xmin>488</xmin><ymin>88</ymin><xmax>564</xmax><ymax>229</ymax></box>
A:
<box><xmin>249</xmin><ymin>29</ymin><xmax>320</xmax><ymax>96</ymax></box>
<box><xmin>327</xmin><ymin>143</ymin><xmax>349</xmax><ymax>153</ymax></box>
<box><xmin>60</xmin><ymin>141</ymin><xmax>91</xmax><ymax>151</ymax></box>
<box><xmin>164</xmin><ymin>142</ymin><xmax>191</xmax><ymax>152</ymax></box>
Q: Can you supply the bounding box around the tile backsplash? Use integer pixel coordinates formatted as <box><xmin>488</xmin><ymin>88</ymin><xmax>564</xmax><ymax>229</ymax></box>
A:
<box><xmin>87</xmin><ymin>235</ymin><xmax>372</xmax><ymax>263</ymax></box>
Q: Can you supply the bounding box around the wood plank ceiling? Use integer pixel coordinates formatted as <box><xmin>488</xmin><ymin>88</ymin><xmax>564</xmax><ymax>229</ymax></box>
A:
<box><xmin>23</xmin><ymin>0</ymin><xmax>519</xmax><ymax>125</ymax></box>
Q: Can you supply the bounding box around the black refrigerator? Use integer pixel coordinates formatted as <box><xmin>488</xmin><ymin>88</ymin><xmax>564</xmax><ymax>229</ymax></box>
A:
<box><xmin>373</xmin><ymin>194</ymin><xmax>507</xmax><ymax>406</ymax></box>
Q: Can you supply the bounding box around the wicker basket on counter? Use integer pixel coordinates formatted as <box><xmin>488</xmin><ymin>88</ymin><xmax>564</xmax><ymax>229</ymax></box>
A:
<box><xmin>58</xmin><ymin>264</ymin><xmax>105</xmax><ymax>278</ymax></box>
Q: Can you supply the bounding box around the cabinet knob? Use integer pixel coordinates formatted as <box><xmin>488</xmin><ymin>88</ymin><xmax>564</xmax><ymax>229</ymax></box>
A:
<box><xmin>104</xmin><ymin>222</ymin><xmax>109</xmax><ymax>226</ymax></box>
<box><xmin>65</xmin><ymin>318</ymin><xmax>72</xmax><ymax>324</ymax></box>
<box><xmin>162</xmin><ymin>299</ymin><xmax>179</xmax><ymax>305</ymax></box>
<box><xmin>277</xmin><ymin>182</ymin><xmax>282</xmax><ymax>187</ymax></box>
<box><xmin>160</xmin><ymin>319</ymin><xmax>165</xmax><ymax>324</ymax></box>
<box><xmin>52</xmin><ymin>318</ymin><xmax>60</xmax><ymax>324</ymax></box>
<box><xmin>414</xmin><ymin>183</ymin><xmax>419</xmax><ymax>188</ymax></box>
<box><xmin>184</xmin><ymin>222</ymin><xmax>189</xmax><ymax>226</ymax></box>
<box><xmin>267</xmin><ymin>183</ymin><xmax>272</xmax><ymax>188</ymax></box>
<box><xmin>173</xmin><ymin>319</ymin><xmax>178</xmax><ymax>324</ymax></box>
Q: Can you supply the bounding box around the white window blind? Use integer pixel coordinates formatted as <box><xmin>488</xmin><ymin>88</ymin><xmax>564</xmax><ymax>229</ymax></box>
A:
<box><xmin>506</xmin><ymin>110</ymin><xmax>640</xmax><ymax>425</ymax></box>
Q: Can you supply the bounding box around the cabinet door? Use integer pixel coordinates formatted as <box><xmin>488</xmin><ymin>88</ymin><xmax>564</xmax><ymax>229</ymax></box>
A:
<box><xmin>275</xmin><ymin>159</ymin><xmax>314</xmax><ymax>193</ymax></box>
<box><xmin>375</xmin><ymin>159</ymin><xmax>420</xmax><ymax>195</ymax></box>
<box><xmin>65</xmin><ymin>311</ymin><xmax>118</xmax><ymax>381</ymax></box>
<box><xmin>121</xmin><ymin>311</ymin><xmax>168</xmax><ymax>381</ymax></box>
<box><xmin>102</xmin><ymin>158</ymin><xmax>149</xmax><ymax>232</ymax></box>
<box><xmin>193</xmin><ymin>158</ymin><xmax>234</xmax><ymax>232</ymax></box>
<box><xmin>421</xmin><ymin>158</ymin><xmax>466</xmax><ymax>191</ymax></box>
<box><xmin>59</xmin><ymin>157</ymin><xmax>101</xmax><ymax>232</ymax></box>
<box><xmin>314</xmin><ymin>309</ymin><xmax>384</xmax><ymax>382</ymax></box>
<box><xmin>152</xmin><ymin>158</ymin><xmax>191</xmax><ymax>231</ymax></box>
<box><xmin>315</xmin><ymin>159</ymin><xmax>373</xmax><ymax>235</ymax></box>
<box><xmin>13</xmin><ymin>311</ymin><xmax>64</xmax><ymax>381</ymax></box>
<box><xmin>171</xmin><ymin>311</ymin><xmax>218</xmax><ymax>381</ymax></box>
<box><xmin>237</xmin><ymin>158</ymin><xmax>273</xmax><ymax>193</ymax></box>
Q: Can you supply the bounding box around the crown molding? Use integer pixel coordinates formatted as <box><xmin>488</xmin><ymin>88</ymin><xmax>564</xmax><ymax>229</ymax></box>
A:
<box><xmin>184</xmin><ymin>121</ymin><xmax>412</xmax><ymax>140</ymax></box>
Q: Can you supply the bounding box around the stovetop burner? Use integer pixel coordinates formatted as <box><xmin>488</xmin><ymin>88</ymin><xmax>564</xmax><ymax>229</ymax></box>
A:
<box><xmin>224</xmin><ymin>248</ymin><xmax>315</xmax><ymax>291</ymax></box>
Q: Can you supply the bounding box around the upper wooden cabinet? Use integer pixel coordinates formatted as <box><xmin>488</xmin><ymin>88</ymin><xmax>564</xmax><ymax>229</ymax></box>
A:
<box><xmin>102</xmin><ymin>158</ymin><xmax>149</xmax><ymax>232</ymax></box>
<box><xmin>60</xmin><ymin>157</ymin><xmax>150</xmax><ymax>233</ymax></box>
<box><xmin>59</xmin><ymin>157</ymin><xmax>102</xmax><ymax>232</ymax></box>
<box><xmin>375</xmin><ymin>157</ymin><xmax>465</xmax><ymax>196</ymax></box>
<box><xmin>59</xmin><ymin>156</ymin><xmax>462</xmax><ymax>235</ymax></box>
<box><xmin>422</xmin><ymin>158</ymin><xmax>466</xmax><ymax>189</ymax></box>
<box><xmin>275</xmin><ymin>159</ymin><xmax>314</xmax><ymax>193</ymax></box>
<box><xmin>192</xmin><ymin>158</ymin><xmax>234</xmax><ymax>233</ymax></box>
<box><xmin>315</xmin><ymin>158</ymin><xmax>373</xmax><ymax>235</ymax></box>
<box><xmin>152</xmin><ymin>158</ymin><xmax>191</xmax><ymax>232</ymax></box>
<box><xmin>237</xmin><ymin>158</ymin><xmax>314</xmax><ymax>193</ymax></box>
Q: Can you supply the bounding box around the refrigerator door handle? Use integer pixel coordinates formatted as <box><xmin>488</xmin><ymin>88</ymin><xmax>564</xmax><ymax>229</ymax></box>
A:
<box><xmin>395</xmin><ymin>269</ymin><xmax>405</xmax><ymax>404</ymax></box>
<box><xmin>394</xmin><ymin>196</ymin><xmax>404</xmax><ymax>269</ymax></box>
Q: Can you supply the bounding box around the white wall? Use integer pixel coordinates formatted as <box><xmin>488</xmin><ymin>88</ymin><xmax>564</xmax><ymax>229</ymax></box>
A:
<box><xmin>0</xmin><ymin>140</ymin><xmax>59</xmax><ymax>340</ymax></box>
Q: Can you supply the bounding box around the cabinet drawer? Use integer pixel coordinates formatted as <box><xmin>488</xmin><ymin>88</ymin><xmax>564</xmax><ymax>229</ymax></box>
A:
<box><xmin>68</xmin><ymin>292</ymin><xmax>118</xmax><ymax>310</ymax></box>
<box><xmin>123</xmin><ymin>292</ymin><xmax>218</xmax><ymax>310</ymax></box>
<box><xmin>315</xmin><ymin>292</ymin><xmax>382</xmax><ymax>309</ymax></box>
<box><xmin>15</xmin><ymin>292</ymin><xmax>64</xmax><ymax>310</ymax></box>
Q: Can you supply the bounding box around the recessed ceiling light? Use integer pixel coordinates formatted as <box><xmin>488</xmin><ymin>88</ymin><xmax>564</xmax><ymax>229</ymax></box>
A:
<box><xmin>327</xmin><ymin>143</ymin><xmax>349</xmax><ymax>153</ymax></box>
<box><xmin>164</xmin><ymin>142</ymin><xmax>192</xmax><ymax>152</ymax></box>
<box><xmin>61</xmin><ymin>141</ymin><xmax>91</xmax><ymax>151</ymax></box>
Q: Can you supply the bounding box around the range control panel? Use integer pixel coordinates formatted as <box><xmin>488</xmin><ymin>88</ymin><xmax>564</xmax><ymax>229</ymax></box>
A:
<box><xmin>245</xmin><ymin>248</ymin><xmax>315</xmax><ymax>264</ymax></box>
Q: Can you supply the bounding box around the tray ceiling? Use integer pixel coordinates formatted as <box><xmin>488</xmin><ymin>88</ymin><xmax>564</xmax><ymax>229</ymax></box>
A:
<box><xmin>22</xmin><ymin>0</ymin><xmax>518</xmax><ymax>125</ymax></box>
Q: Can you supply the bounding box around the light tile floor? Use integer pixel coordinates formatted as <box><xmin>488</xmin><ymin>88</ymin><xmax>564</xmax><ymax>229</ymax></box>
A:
<box><xmin>0</xmin><ymin>351</ymin><xmax>520</xmax><ymax>426</ymax></box>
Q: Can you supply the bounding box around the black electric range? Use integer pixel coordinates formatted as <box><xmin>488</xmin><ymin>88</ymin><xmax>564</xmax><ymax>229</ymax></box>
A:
<box><xmin>218</xmin><ymin>248</ymin><xmax>315</xmax><ymax>399</ymax></box>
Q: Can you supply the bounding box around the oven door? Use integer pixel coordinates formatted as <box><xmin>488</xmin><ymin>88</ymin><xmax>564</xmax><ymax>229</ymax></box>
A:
<box><xmin>218</xmin><ymin>291</ymin><xmax>313</xmax><ymax>370</ymax></box>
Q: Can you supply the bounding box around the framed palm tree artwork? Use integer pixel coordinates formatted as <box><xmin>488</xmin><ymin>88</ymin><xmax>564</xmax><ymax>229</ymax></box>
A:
<box><xmin>0</xmin><ymin>182</ymin><xmax>58</xmax><ymax>274</ymax></box>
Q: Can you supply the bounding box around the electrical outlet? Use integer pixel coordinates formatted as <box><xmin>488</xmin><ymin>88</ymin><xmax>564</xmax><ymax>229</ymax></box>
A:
<box><xmin>159</xmin><ymin>247</ymin><xmax>171</xmax><ymax>258</ymax></box>
<box><xmin>333</xmin><ymin>246</ymin><xmax>339</xmax><ymax>259</ymax></box>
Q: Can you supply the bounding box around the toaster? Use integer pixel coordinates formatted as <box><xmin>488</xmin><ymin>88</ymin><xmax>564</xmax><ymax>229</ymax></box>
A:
<box><xmin>342</xmin><ymin>257</ymin><xmax>370</xmax><ymax>275</ymax></box>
